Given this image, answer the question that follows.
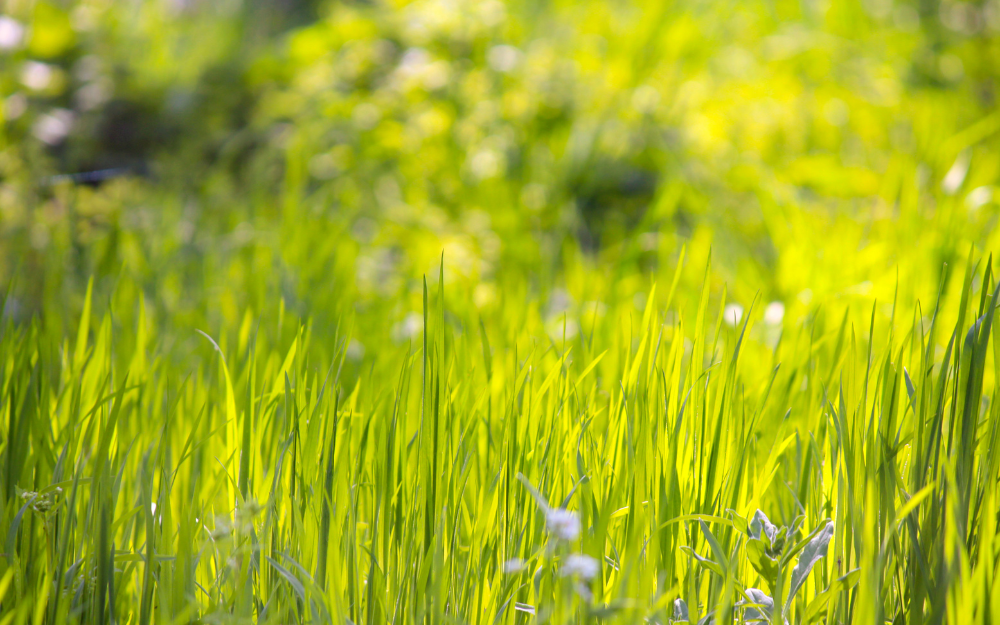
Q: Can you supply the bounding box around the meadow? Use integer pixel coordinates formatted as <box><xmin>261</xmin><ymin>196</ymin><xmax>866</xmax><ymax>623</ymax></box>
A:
<box><xmin>2</xmin><ymin>0</ymin><xmax>1000</xmax><ymax>623</ymax></box>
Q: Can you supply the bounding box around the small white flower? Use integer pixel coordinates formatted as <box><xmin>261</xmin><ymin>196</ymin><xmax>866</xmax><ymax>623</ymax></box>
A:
<box><xmin>546</xmin><ymin>508</ymin><xmax>581</xmax><ymax>541</ymax></box>
<box><xmin>764</xmin><ymin>301</ymin><xmax>785</xmax><ymax>326</ymax></box>
<box><xmin>33</xmin><ymin>109</ymin><xmax>74</xmax><ymax>145</ymax></box>
<box><xmin>723</xmin><ymin>303</ymin><xmax>744</xmax><ymax>327</ymax></box>
<box><xmin>943</xmin><ymin>151</ymin><xmax>969</xmax><ymax>195</ymax></box>
<box><xmin>391</xmin><ymin>312</ymin><xmax>424</xmax><ymax>342</ymax></box>
<box><xmin>469</xmin><ymin>148</ymin><xmax>502</xmax><ymax>180</ymax></box>
<box><xmin>967</xmin><ymin>186</ymin><xmax>993</xmax><ymax>210</ymax></box>
<box><xmin>561</xmin><ymin>553</ymin><xmax>599</xmax><ymax>580</ymax></box>
<box><xmin>0</xmin><ymin>17</ymin><xmax>24</xmax><ymax>50</ymax></box>
<box><xmin>5</xmin><ymin>93</ymin><xmax>27</xmax><ymax>120</ymax></box>
<box><xmin>487</xmin><ymin>44</ymin><xmax>521</xmax><ymax>73</ymax></box>
<box><xmin>346</xmin><ymin>339</ymin><xmax>365</xmax><ymax>361</ymax></box>
<box><xmin>502</xmin><ymin>558</ymin><xmax>527</xmax><ymax>574</ymax></box>
<box><xmin>21</xmin><ymin>61</ymin><xmax>54</xmax><ymax>91</ymax></box>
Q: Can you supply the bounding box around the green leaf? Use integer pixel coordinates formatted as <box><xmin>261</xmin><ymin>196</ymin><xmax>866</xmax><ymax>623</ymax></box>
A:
<box><xmin>804</xmin><ymin>568</ymin><xmax>861</xmax><ymax>623</ymax></box>
<box><xmin>786</xmin><ymin>521</ymin><xmax>835</xmax><ymax>608</ymax></box>
<box><xmin>782</xmin><ymin>517</ymin><xmax>832</xmax><ymax>566</ymax></box>
<box><xmin>265</xmin><ymin>555</ymin><xmax>307</xmax><ymax>604</ymax></box>
<box><xmin>699</xmin><ymin>519</ymin><xmax>730</xmax><ymax>569</ymax></box>
<box><xmin>728</xmin><ymin>509</ymin><xmax>749</xmax><ymax>536</ymax></box>
<box><xmin>681</xmin><ymin>546</ymin><xmax>725</xmax><ymax>578</ymax></box>
<box><xmin>746</xmin><ymin>538</ymin><xmax>779</xmax><ymax>586</ymax></box>
<box><xmin>479</xmin><ymin>319</ymin><xmax>492</xmax><ymax>380</ymax></box>
<box><xmin>4</xmin><ymin>493</ymin><xmax>37</xmax><ymax>562</ymax></box>
<box><xmin>750</xmin><ymin>509</ymin><xmax>778</xmax><ymax>549</ymax></box>
<box><xmin>739</xmin><ymin>588</ymin><xmax>774</xmax><ymax>623</ymax></box>
<box><xmin>673</xmin><ymin>598</ymin><xmax>689</xmax><ymax>622</ymax></box>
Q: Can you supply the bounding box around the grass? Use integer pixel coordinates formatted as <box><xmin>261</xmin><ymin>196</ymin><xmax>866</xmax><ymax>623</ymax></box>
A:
<box><xmin>3</xmin><ymin>0</ymin><xmax>1000</xmax><ymax>623</ymax></box>
<box><xmin>2</xmin><ymin>245</ymin><xmax>1000</xmax><ymax>624</ymax></box>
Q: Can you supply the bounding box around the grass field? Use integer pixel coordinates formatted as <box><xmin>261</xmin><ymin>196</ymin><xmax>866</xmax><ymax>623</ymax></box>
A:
<box><xmin>3</xmin><ymin>0</ymin><xmax>1000</xmax><ymax>623</ymax></box>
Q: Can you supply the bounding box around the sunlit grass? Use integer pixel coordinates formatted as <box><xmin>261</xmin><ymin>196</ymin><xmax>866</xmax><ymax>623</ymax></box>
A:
<box><xmin>3</xmin><ymin>0</ymin><xmax>1000</xmax><ymax>623</ymax></box>
<box><xmin>2</xmin><ymin>246</ymin><xmax>1000</xmax><ymax>623</ymax></box>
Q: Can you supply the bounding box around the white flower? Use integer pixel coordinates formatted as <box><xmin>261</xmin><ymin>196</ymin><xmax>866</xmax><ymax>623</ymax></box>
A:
<box><xmin>5</xmin><ymin>94</ymin><xmax>27</xmax><ymax>120</ymax></box>
<box><xmin>764</xmin><ymin>301</ymin><xmax>785</xmax><ymax>326</ymax></box>
<box><xmin>561</xmin><ymin>554</ymin><xmax>599</xmax><ymax>580</ymax></box>
<box><xmin>967</xmin><ymin>186</ymin><xmax>993</xmax><ymax>210</ymax></box>
<box><xmin>546</xmin><ymin>508</ymin><xmax>581</xmax><ymax>541</ymax></box>
<box><xmin>942</xmin><ymin>151</ymin><xmax>969</xmax><ymax>195</ymax></box>
<box><xmin>21</xmin><ymin>61</ymin><xmax>54</xmax><ymax>91</ymax></box>
<box><xmin>723</xmin><ymin>303</ymin><xmax>744</xmax><ymax>327</ymax></box>
<box><xmin>469</xmin><ymin>148</ymin><xmax>502</xmax><ymax>180</ymax></box>
<box><xmin>391</xmin><ymin>312</ymin><xmax>423</xmax><ymax>342</ymax></box>
<box><xmin>0</xmin><ymin>17</ymin><xmax>24</xmax><ymax>50</ymax></box>
<box><xmin>502</xmin><ymin>558</ymin><xmax>527</xmax><ymax>574</ymax></box>
<box><xmin>33</xmin><ymin>109</ymin><xmax>74</xmax><ymax>145</ymax></box>
<box><xmin>487</xmin><ymin>44</ymin><xmax>521</xmax><ymax>73</ymax></box>
<box><xmin>346</xmin><ymin>339</ymin><xmax>365</xmax><ymax>361</ymax></box>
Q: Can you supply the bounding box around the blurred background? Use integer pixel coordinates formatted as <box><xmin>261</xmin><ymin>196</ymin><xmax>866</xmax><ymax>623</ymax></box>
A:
<box><xmin>1</xmin><ymin>0</ymin><xmax>1000</xmax><ymax>354</ymax></box>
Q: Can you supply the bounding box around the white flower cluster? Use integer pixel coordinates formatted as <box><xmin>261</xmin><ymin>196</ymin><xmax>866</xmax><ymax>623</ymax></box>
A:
<box><xmin>546</xmin><ymin>508</ymin><xmax>581</xmax><ymax>541</ymax></box>
<box><xmin>560</xmin><ymin>554</ymin><xmax>599</xmax><ymax>580</ymax></box>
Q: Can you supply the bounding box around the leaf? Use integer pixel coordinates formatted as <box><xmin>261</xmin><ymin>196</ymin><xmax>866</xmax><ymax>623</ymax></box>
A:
<box><xmin>514</xmin><ymin>603</ymin><xmax>536</xmax><ymax>615</ymax></box>
<box><xmin>681</xmin><ymin>546</ymin><xmax>725</xmax><ymax>578</ymax></box>
<box><xmin>786</xmin><ymin>521</ymin><xmax>835</xmax><ymax>607</ymax></box>
<box><xmin>696</xmin><ymin>610</ymin><xmax>716</xmax><ymax>625</ymax></box>
<box><xmin>750</xmin><ymin>509</ymin><xmax>778</xmax><ymax>548</ymax></box>
<box><xmin>4</xmin><ymin>493</ymin><xmax>37</xmax><ymax>562</ymax></box>
<box><xmin>516</xmin><ymin>473</ymin><xmax>551</xmax><ymax>513</ymax></box>
<box><xmin>478</xmin><ymin>319</ymin><xmax>492</xmax><ymax>380</ymax></box>
<box><xmin>673</xmin><ymin>597</ymin><xmax>689</xmax><ymax>622</ymax></box>
<box><xmin>804</xmin><ymin>568</ymin><xmax>861</xmax><ymax>623</ymax></box>
<box><xmin>782</xmin><ymin>517</ymin><xmax>832</xmax><ymax>566</ymax></box>
<box><xmin>771</xmin><ymin>525</ymin><xmax>789</xmax><ymax>553</ymax></box>
<box><xmin>589</xmin><ymin>599</ymin><xmax>634</xmax><ymax>618</ymax></box>
<box><xmin>746</xmin><ymin>538</ymin><xmax>779</xmax><ymax>586</ymax></box>
<box><xmin>728</xmin><ymin>509</ymin><xmax>749</xmax><ymax>536</ymax></box>
<box><xmin>739</xmin><ymin>588</ymin><xmax>774</xmax><ymax>623</ymax></box>
<box><xmin>265</xmin><ymin>555</ymin><xmax>306</xmax><ymax>604</ymax></box>
<box><xmin>699</xmin><ymin>519</ymin><xmax>730</xmax><ymax>569</ymax></box>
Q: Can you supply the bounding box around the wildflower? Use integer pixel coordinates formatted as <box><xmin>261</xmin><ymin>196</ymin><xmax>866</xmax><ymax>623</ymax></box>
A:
<box><xmin>487</xmin><ymin>45</ymin><xmax>521</xmax><ymax>73</ymax></box>
<box><xmin>33</xmin><ymin>109</ymin><xmax>74</xmax><ymax>145</ymax></box>
<box><xmin>764</xmin><ymin>301</ymin><xmax>785</xmax><ymax>326</ymax></box>
<box><xmin>21</xmin><ymin>61</ymin><xmax>53</xmax><ymax>91</ymax></box>
<box><xmin>0</xmin><ymin>17</ymin><xmax>24</xmax><ymax>50</ymax></box>
<box><xmin>723</xmin><ymin>303</ymin><xmax>744</xmax><ymax>327</ymax></box>
<box><xmin>560</xmin><ymin>553</ymin><xmax>599</xmax><ymax>580</ymax></box>
<box><xmin>546</xmin><ymin>508</ymin><xmax>581</xmax><ymax>541</ymax></box>
<box><xmin>502</xmin><ymin>558</ymin><xmax>527</xmax><ymax>574</ymax></box>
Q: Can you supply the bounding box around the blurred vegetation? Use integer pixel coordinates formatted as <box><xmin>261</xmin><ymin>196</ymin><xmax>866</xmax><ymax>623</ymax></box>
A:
<box><xmin>0</xmin><ymin>0</ymin><xmax>998</xmax><ymax>330</ymax></box>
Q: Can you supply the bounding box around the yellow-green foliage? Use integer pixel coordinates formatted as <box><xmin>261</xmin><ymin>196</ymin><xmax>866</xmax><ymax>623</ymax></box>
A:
<box><xmin>2</xmin><ymin>0</ymin><xmax>1000</xmax><ymax>623</ymax></box>
<box><xmin>3</xmin><ymin>249</ymin><xmax>1000</xmax><ymax>624</ymax></box>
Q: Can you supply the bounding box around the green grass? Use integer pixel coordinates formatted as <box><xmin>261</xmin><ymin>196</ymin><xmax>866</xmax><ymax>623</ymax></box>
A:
<box><xmin>3</xmin><ymin>0</ymin><xmax>1000</xmax><ymax>623</ymax></box>
<box><xmin>2</xmin><ymin>247</ymin><xmax>1000</xmax><ymax>624</ymax></box>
